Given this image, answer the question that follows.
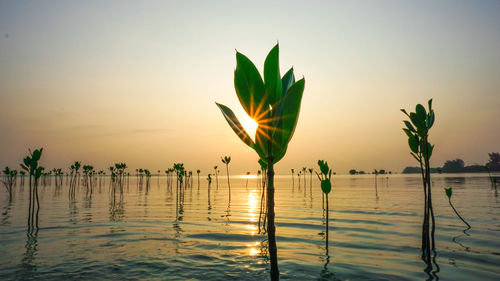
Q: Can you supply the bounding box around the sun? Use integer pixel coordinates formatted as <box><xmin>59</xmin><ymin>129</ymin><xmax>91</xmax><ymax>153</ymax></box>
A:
<box><xmin>239</xmin><ymin>113</ymin><xmax>258</xmax><ymax>141</ymax></box>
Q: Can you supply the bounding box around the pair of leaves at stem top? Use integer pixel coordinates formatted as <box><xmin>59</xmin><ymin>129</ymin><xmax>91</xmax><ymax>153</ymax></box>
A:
<box><xmin>316</xmin><ymin>160</ymin><xmax>332</xmax><ymax>194</ymax></box>
<box><xmin>401</xmin><ymin>99</ymin><xmax>435</xmax><ymax>163</ymax></box>
<box><xmin>221</xmin><ymin>156</ymin><xmax>231</xmax><ymax>164</ymax></box>
<box><xmin>20</xmin><ymin>148</ymin><xmax>44</xmax><ymax>179</ymax></box>
<box><xmin>216</xmin><ymin>43</ymin><xmax>305</xmax><ymax>165</ymax></box>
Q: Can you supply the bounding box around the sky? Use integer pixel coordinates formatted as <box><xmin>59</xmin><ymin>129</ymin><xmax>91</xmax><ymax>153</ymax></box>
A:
<box><xmin>1</xmin><ymin>0</ymin><xmax>499</xmax><ymax>175</ymax></box>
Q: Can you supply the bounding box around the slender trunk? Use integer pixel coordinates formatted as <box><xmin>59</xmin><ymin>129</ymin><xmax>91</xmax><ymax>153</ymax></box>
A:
<box><xmin>226</xmin><ymin>165</ymin><xmax>231</xmax><ymax>200</ymax></box>
<box><xmin>267</xmin><ymin>158</ymin><xmax>279</xmax><ymax>281</ymax></box>
<box><xmin>425</xmin><ymin>152</ymin><xmax>435</xmax><ymax>251</ymax></box>
<box><xmin>28</xmin><ymin>176</ymin><xmax>32</xmax><ymax>227</ymax></box>
<box><xmin>35</xmin><ymin>179</ymin><xmax>40</xmax><ymax>228</ymax></box>
<box><xmin>326</xmin><ymin>193</ymin><xmax>329</xmax><ymax>255</ymax></box>
<box><xmin>448</xmin><ymin>198</ymin><xmax>471</xmax><ymax>229</ymax></box>
<box><xmin>419</xmin><ymin>160</ymin><xmax>428</xmax><ymax>256</ymax></box>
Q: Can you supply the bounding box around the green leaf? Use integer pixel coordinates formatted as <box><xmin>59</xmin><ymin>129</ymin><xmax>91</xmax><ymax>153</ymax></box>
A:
<box><xmin>427</xmin><ymin>143</ymin><xmax>434</xmax><ymax>158</ymax></box>
<box><xmin>408</xmin><ymin>134</ymin><xmax>419</xmax><ymax>154</ymax></box>
<box><xmin>416</xmin><ymin>104</ymin><xmax>426</xmax><ymax>121</ymax></box>
<box><xmin>428</xmin><ymin>111</ymin><xmax>435</xmax><ymax>128</ymax></box>
<box><xmin>264</xmin><ymin>44</ymin><xmax>282</xmax><ymax>107</ymax></box>
<box><xmin>271</xmin><ymin>67</ymin><xmax>295</xmax><ymax>131</ymax></box>
<box><xmin>32</xmin><ymin>149</ymin><xmax>42</xmax><ymax>162</ymax></box>
<box><xmin>445</xmin><ymin>187</ymin><xmax>452</xmax><ymax>198</ymax></box>
<box><xmin>234</xmin><ymin>52</ymin><xmax>266</xmax><ymax>120</ymax></box>
<box><xmin>400</xmin><ymin>109</ymin><xmax>410</xmax><ymax>117</ymax></box>
<box><xmin>404</xmin><ymin>121</ymin><xmax>416</xmax><ymax>132</ymax></box>
<box><xmin>409</xmin><ymin>112</ymin><xmax>424</xmax><ymax>134</ymax></box>
<box><xmin>428</xmin><ymin>99</ymin><xmax>433</xmax><ymax>111</ymax></box>
<box><xmin>273</xmin><ymin>78</ymin><xmax>305</xmax><ymax>150</ymax></box>
<box><xmin>402</xmin><ymin>128</ymin><xmax>413</xmax><ymax>138</ymax></box>
<box><xmin>410</xmin><ymin>152</ymin><xmax>421</xmax><ymax>163</ymax></box>
<box><xmin>321</xmin><ymin>179</ymin><xmax>331</xmax><ymax>194</ymax></box>
<box><xmin>281</xmin><ymin>67</ymin><xmax>295</xmax><ymax>96</ymax></box>
<box><xmin>216</xmin><ymin>102</ymin><xmax>255</xmax><ymax>148</ymax></box>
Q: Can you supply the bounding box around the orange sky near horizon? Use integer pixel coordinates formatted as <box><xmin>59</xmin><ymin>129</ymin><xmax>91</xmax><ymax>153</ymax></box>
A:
<box><xmin>1</xmin><ymin>1</ymin><xmax>499</xmax><ymax>175</ymax></box>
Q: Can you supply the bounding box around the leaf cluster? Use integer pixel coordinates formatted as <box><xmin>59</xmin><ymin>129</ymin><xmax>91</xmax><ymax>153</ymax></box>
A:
<box><xmin>401</xmin><ymin>99</ymin><xmax>435</xmax><ymax>163</ymax></box>
<box><xmin>20</xmin><ymin>148</ymin><xmax>44</xmax><ymax>179</ymax></box>
<box><xmin>316</xmin><ymin>160</ymin><xmax>332</xmax><ymax>194</ymax></box>
<box><xmin>217</xmin><ymin>43</ymin><xmax>305</xmax><ymax>165</ymax></box>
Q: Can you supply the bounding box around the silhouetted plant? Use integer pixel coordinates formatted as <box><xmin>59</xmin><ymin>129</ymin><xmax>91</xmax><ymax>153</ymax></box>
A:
<box><xmin>302</xmin><ymin>167</ymin><xmax>307</xmax><ymax>187</ymax></box>
<box><xmin>2</xmin><ymin>167</ymin><xmax>17</xmax><ymax>200</ymax></box>
<box><xmin>316</xmin><ymin>160</ymin><xmax>332</xmax><ymax>254</ymax></box>
<box><xmin>20</xmin><ymin>148</ymin><xmax>44</xmax><ymax>229</ymax></box>
<box><xmin>221</xmin><ymin>156</ymin><xmax>232</xmax><ymax>199</ymax></box>
<box><xmin>291</xmin><ymin>169</ymin><xmax>295</xmax><ymax>190</ymax></box>
<box><xmin>216</xmin><ymin>43</ymin><xmax>305</xmax><ymax>280</ymax></box>
<box><xmin>308</xmin><ymin>168</ymin><xmax>313</xmax><ymax>190</ymax></box>
<box><xmin>213</xmin><ymin>165</ymin><xmax>219</xmax><ymax>189</ymax></box>
<box><xmin>401</xmin><ymin>99</ymin><xmax>436</xmax><ymax>264</ymax></box>
<box><xmin>207</xmin><ymin>174</ymin><xmax>212</xmax><ymax>207</ymax></box>
<box><xmin>245</xmin><ymin>172</ymin><xmax>250</xmax><ymax>190</ymax></box>
<box><xmin>197</xmin><ymin>169</ymin><xmax>201</xmax><ymax>189</ymax></box>
<box><xmin>445</xmin><ymin>187</ymin><xmax>471</xmax><ymax>229</ymax></box>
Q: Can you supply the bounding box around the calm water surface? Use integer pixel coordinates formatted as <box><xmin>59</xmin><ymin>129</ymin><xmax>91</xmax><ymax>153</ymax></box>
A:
<box><xmin>1</xmin><ymin>173</ymin><xmax>499</xmax><ymax>280</ymax></box>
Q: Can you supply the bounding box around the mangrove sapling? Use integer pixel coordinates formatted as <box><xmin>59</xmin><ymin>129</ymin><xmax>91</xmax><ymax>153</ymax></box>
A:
<box><xmin>213</xmin><ymin>166</ymin><xmax>219</xmax><ymax>190</ymax></box>
<box><xmin>197</xmin><ymin>169</ymin><xmax>201</xmax><ymax>189</ymax></box>
<box><xmin>216</xmin><ymin>43</ymin><xmax>305</xmax><ymax>280</ymax></box>
<box><xmin>2</xmin><ymin>167</ymin><xmax>17</xmax><ymax>200</ymax></box>
<box><xmin>308</xmin><ymin>168</ymin><xmax>313</xmax><ymax>191</ymax></box>
<box><xmin>445</xmin><ymin>187</ymin><xmax>471</xmax><ymax>229</ymax></box>
<box><xmin>316</xmin><ymin>160</ymin><xmax>332</xmax><ymax>253</ymax></box>
<box><xmin>207</xmin><ymin>174</ymin><xmax>212</xmax><ymax>209</ymax></box>
<box><xmin>401</xmin><ymin>99</ymin><xmax>436</xmax><ymax>264</ymax></box>
<box><xmin>291</xmin><ymin>169</ymin><xmax>295</xmax><ymax>190</ymax></box>
<box><xmin>245</xmin><ymin>172</ymin><xmax>250</xmax><ymax>190</ymax></box>
<box><xmin>20</xmin><ymin>148</ymin><xmax>44</xmax><ymax>229</ymax></box>
<box><xmin>302</xmin><ymin>167</ymin><xmax>307</xmax><ymax>187</ymax></box>
<box><xmin>221</xmin><ymin>156</ymin><xmax>232</xmax><ymax>199</ymax></box>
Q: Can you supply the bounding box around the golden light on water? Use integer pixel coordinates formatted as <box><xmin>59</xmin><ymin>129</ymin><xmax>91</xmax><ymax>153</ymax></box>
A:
<box><xmin>246</xmin><ymin>190</ymin><xmax>261</xmax><ymax>256</ymax></box>
<box><xmin>247</xmin><ymin>190</ymin><xmax>259</xmax><ymax>224</ymax></box>
<box><xmin>240</xmin><ymin>174</ymin><xmax>257</xmax><ymax>179</ymax></box>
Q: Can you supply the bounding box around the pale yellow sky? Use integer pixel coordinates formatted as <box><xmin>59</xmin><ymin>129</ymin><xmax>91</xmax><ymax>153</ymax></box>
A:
<box><xmin>1</xmin><ymin>1</ymin><xmax>499</xmax><ymax>174</ymax></box>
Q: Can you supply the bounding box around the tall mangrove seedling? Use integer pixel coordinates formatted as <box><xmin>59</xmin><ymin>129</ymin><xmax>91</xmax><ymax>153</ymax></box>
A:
<box><xmin>445</xmin><ymin>187</ymin><xmax>471</xmax><ymax>229</ymax></box>
<box><xmin>216</xmin><ymin>43</ymin><xmax>305</xmax><ymax>281</ymax></box>
<box><xmin>316</xmin><ymin>160</ymin><xmax>332</xmax><ymax>253</ymax></box>
<box><xmin>221</xmin><ymin>156</ymin><xmax>232</xmax><ymax>199</ymax></box>
<box><xmin>20</xmin><ymin>148</ymin><xmax>44</xmax><ymax>229</ymax></box>
<box><xmin>401</xmin><ymin>99</ymin><xmax>436</xmax><ymax>263</ymax></box>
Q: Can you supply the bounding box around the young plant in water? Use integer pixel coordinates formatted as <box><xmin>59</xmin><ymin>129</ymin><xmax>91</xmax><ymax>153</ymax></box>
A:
<box><xmin>213</xmin><ymin>165</ymin><xmax>219</xmax><ymax>189</ymax></box>
<box><xmin>401</xmin><ymin>99</ymin><xmax>436</xmax><ymax>263</ymax></box>
<box><xmin>2</xmin><ymin>167</ymin><xmax>17</xmax><ymax>200</ymax></box>
<box><xmin>316</xmin><ymin>160</ymin><xmax>332</xmax><ymax>251</ymax></box>
<box><xmin>20</xmin><ymin>148</ymin><xmax>44</xmax><ymax>229</ymax></box>
<box><xmin>216</xmin><ymin>43</ymin><xmax>305</xmax><ymax>280</ymax></box>
<box><xmin>197</xmin><ymin>169</ymin><xmax>201</xmax><ymax>189</ymax></box>
<box><xmin>221</xmin><ymin>156</ymin><xmax>232</xmax><ymax>199</ymax></box>
<box><xmin>445</xmin><ymin>187</ymin><xmax>471</xmax><ymax>229</ymax></box>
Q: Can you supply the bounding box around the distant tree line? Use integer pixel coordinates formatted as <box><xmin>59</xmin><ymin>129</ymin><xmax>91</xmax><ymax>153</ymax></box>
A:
<box><xmin>402</xmin><ymin>152</ymin><xmax>500</xmax><ymax>174</ymax></box>
<box><xmin>349</xmin><ymin>169</ymin><xmax>392</xmax><ymax>175</ymax></box>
